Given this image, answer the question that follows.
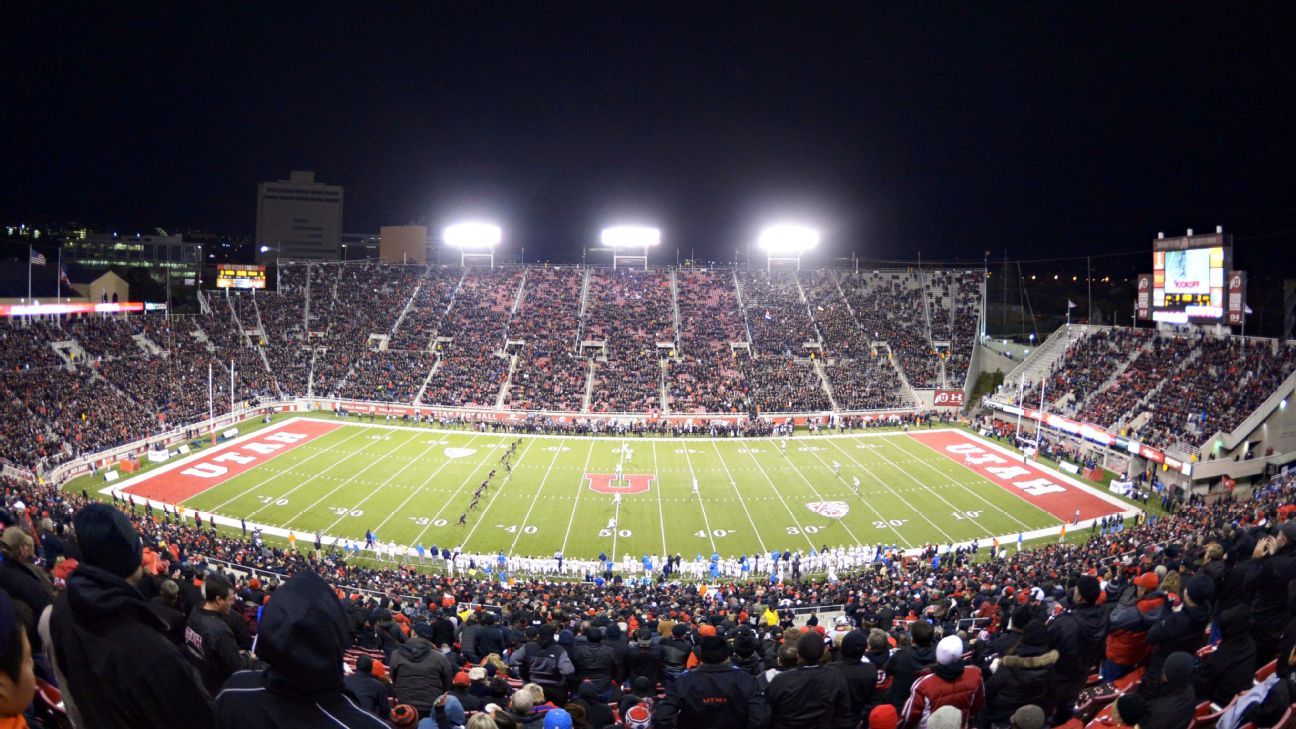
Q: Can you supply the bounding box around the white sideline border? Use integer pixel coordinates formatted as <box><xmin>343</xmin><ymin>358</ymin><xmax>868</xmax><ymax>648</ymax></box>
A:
<box><xmin>91</xmin><ymin>417</ymin><xmax>1144</xmax><ymax>565</ymax></box>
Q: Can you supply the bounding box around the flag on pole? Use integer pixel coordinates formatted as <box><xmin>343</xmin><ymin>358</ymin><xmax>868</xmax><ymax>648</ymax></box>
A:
<box><xmin>1067</xmin><ymin>300</ymin><xmax>1077</xmax><ymax>309</ymax></box>
<box><xmin>1245</xmin><ymin>305</ymin><xmax>1254</xmax><ymax>314</ymax></box>
<box><xmin>29</xmin><ymin>250</ymin><xmax>46</xmax><ymax>266</ymax></box>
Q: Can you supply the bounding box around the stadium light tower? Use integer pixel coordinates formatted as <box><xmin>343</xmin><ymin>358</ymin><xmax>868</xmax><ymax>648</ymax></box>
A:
<box><xmin>443</xmin><ymin>222</ymin><xmax>502</xmax><ymax>267</ymax></box>
<box><xmin>757</xmin><ymin>224</ymin><xmax>819</xmax><ymax>271</ymax></box>
<box><xmin>601</xmin><ymin>225</ymin><xmax>661</xmax><ymax>270</ymax></box>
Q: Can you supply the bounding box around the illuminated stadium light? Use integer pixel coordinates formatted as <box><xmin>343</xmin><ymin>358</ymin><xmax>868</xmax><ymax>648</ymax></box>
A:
<box><xmin>601</xmin><ymin>225</ymin><xmax>660</xmax><ymax>269</ymax></box>
<box><xmin>443</xmin><ymin>222</ymin><xmax>501</xmax><ymax>267</ymax></box>
<box><xmin>600</xmin><ymin>226</ymin><xmax>661</xmax><ymax>248</ymax></box>
<box><xmin>757</xmin><ymin>224</ymin><xmax>819</xmax><ymax>271</ymax></box>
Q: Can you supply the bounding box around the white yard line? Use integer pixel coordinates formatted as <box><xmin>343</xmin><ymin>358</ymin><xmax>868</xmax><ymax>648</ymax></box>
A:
<box><xmin>457</xmin><ymin>438</ymin><xmax>540</xmax><ymax>548</ymax></box>
<box><xmin>269</xmin><ymin>430</ymin><xmax>426</xmax><ymax>523</ymax></box>
<box><xmin>207</xmin><ymin>426</ymin><xmax>380</xmax><ymax>514</ymax></box>
<box><xmin>388</xmin><ymin>435</ymin><xmax>509</xmax><ymax>541</ymax></box>
<box><xmin>759</xmin><ymin>442</ymin><xmax>869</xmax><ymax>549</ymax></box>
<box><xmin>704</xmin><ymin>440</ymin><xmax>768</xmax><ymax>555</ymax></box>
<box><xmin>727</xmin><ymin>441</ymin><xmax>816</xmax><ymax>550</ymax></box>
<box><xmin>558</xmin><ymin>440</ymin><xmax>598</xmax><ymax>555</ymax></box>
<box><xmin>881</xmin><ymin>436</ymin><xmax>1036</xmax><ymax>531</ymax></box>
<box><xmin>649</xmin><ymin>441</ymin><xmax>668</xmax><ymax>557</ymax></box>
<box><xmin>678</xmin><ymin>441</ymin><xmax>718</xmax><ymax>553</ymax></box>
<box><xmin>322</xmin><ymin>433</ymin><xmax>489</xmax><ymax>535</ymax></box>
<box><xmin>796</xmin><ymin>440</ymin><xmax>924</xmax><ymax>547</ymax></box>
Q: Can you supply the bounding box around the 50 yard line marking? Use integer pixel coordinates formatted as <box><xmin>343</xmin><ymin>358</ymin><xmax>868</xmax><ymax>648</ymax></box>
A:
<box><xmin>650</xmin><ymin>441</ymin><xmax>667</xmax><ymax>557</ymax></box>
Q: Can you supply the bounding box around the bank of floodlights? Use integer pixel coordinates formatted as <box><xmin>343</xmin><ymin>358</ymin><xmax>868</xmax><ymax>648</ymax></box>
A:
<box><xmin>601</xmin><ymin>225</ymin><xmax>661</xmax><ymax>269</ymax></box>
<box><xmin>443</xmin><ymin>222</ymin><xmax>502</xmax><ymax>267</ymax></box>
<box><xmin>757</xmin><ymin>224</ymin><xmax>819</xmax><ymax>271</ymax></box>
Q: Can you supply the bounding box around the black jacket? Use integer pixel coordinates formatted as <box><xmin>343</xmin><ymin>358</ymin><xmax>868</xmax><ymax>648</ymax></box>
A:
<box><xmin>574</xmin><ymin>640</ymin><xmax>617</xmax><ymax>686</ymax></box>
<box><xmin>213</xmin><ymin>572</ymin><xmax>387</xmax><ymax>729</ymax></box>
<box><xmin>1252</xmin><ymin>543</ymin><xmax>1296</xmax><ymax>638</ymax></box>
<box><xmin>1047</xmin><ymin>602</ymin><xmax>1107</xmax><ymax>681</ymax></box>
<box><xmin>510</xmin><ymin>638</ymin><xmax>575</xmax><ymax>687</ymax></box>
<box><xmin>389</xmin><ymin>637</ymin><xmax>455</xmax><ymax>711</ymax></box>
<box><xmin>764</xmin><ymin>664</ymin><xmax>850</xmax><ymax>729</ymax></box>
<box><xmin>147</xmin><ymin>595</ymin><xmax>187</xmax><ymax>647</ymax></box>
<box><xmin>1140</xmin><ymin>601</ymin><xmax>1211</xmax><ymax>699</ymax></box>
<box><xmin>985</xmin><ymin>648</ymin><xmax>1059</xmax><ymax>723</ymax></box>
<box><xmin>660</xmin><ymin>637</ymin><xmax>692</xmax><ymax>678</ymax></box>
<box><xmin>476</xmin><ymin>623</ymin><xmax>505</xmax><ymax>658</ymax></box>
<box><xmin>343</xmin><ymin>672</ymin><xmax>391</xmax><ymax>719</ymax></box>
<box><xmin>653</xmin><ymin>662</ymin><xmax>770</xmax><ymax>729</ymax></box>
<box><xmin>825</xmin><ymin>658</ymin><xmax>879</xmax><ymax>729</ymax></box>
<box><xmin>884</xmin><ymin>645</ymin><xmax>936</xmax><ymax>708</ymax></box>
<box><xmin>49</xmin><ymin>564</ymin><xmax>214</xmax><ymax>729</ymax></box>
<box><xmin>1194</xmin><ymin>611</ymin><xmax>1256</xmax><ymax>707</ymax></box>
<box><xmin>187</xmin><ymin>606</ymin><xmax>252</xmax><ymax>696</ymax></box>
<box><xmin>1141</xmin><ymin>683</ymin><xmax>1196</xmax><ymax>729</ymax></box>
<box><xmin>625</xmin><ymin>640</ymin><xmax>665</xmax><ymax>685</ymax></box>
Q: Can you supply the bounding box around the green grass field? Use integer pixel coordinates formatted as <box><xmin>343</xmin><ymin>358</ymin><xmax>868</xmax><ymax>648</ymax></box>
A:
<box><xmin>132</xmin><ymin>417</ymin><xmax>1073</xmax><ymax>561</ymax></box>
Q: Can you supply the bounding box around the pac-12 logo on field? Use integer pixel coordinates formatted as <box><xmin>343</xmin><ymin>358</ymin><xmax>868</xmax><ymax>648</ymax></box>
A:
<box><xmin>805</xmin><ymin>501</ymin><xmax>849</xmax><ymax>518</ymax></box>
<box><xmin>586</xmin><ymin>473</ymin><xmax>655</xmax><ymax>495</ymax></box>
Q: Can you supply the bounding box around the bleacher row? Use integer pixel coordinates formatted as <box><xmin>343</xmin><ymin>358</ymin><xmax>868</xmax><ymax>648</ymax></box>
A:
<box><xmin>0</xmin><ymin>263</ymin><xmax>982</xmax><ymax>471</ymax></box>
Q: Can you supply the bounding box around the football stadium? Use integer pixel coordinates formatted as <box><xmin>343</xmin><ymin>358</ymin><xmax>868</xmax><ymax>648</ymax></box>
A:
<box><xmin>4</xmin><ymin>6</ymin><xmax>1296</xmax><ymax>729</ymax></box>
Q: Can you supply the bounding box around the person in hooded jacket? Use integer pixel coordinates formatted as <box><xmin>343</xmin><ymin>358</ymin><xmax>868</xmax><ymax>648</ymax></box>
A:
<box><xmin>1252</xmin><ymin>522</ymin><xmax>1296</xmax><ymax>666</ymax></box>
<box><xmin>390</xmin><ymin>622</ymin><xmax>456</xmax><ymax>719</ymax></box>
<box><xmin>508</xmin><ymin>624</ymin><xmax>575</xmax><ymax>705</ymax></box>
<box><xmin>659</xmin><ymin>624</ymin><xmax>692</xmax><ymax>687</ymax></box>
<box><xmin>1194</xmin><ymin>605</ymin><xmax>1256</xmax><ymax>707</ymax></box>
<box><xmin>901</xmin><ymin>636</ymin><xmax>985</xmax><ymax>729</ymax></box>
<box><xmin>213</xmin><ymin>571</ymin><xmax>386</xmax><ymax>728</ymax></box>
<box><xmin>476</xmin><ymin>612</ymin><xmax>506</xmax><ymax>660</ymax></box>
<box><xmin>652</xmin><ymin>635</ymin><xmax>769</xmax><ymax>729</ymax></box>
<box><xmin>1103</xmin><ymin>572</ymin><xmax>1166</xmax><ymax>681</ymax></box>
<box><xmin>624</xmin><ymin>627</ymin><xmax>665</xmax><ymax>686</ymax></box>
<box><xmin>886</xmin><ymin>619</ymin><xmax>937</xmax><ymax>709</ymax></box>
<box><xmin>572</xmin><ymin>626</ymin><xmax>617</xmax><ymax>698</ymax></box>
<box><xmin>1140</xmin><ymin>652</ymin><xmax>1196</xmax><ymax>729</ymax></box>
<box><xmin>48</xmin><ymin>503</ymin><xmax>214</xmax><ymax>729</ymax></box>
<box><xmin>343</xmin><ymin>654</ymin><xmax>391</xmax><ymax>720</ymax></box>
<box><xmin>1138</xmin><ymin>575</ymin><xmax>1213</xmax><ymax>700</ymax></box>
<box><xmin>1046</xmin><ymin>575</ymin><xmax>1107</xmax><ymax>724</ymax></box>
<box><xmin>984</xmin><ymin>621</ymin><xmax>1058</xmax><ymax>729</ymax></box>
<box><xmin>826</xmin><ymin>630</ymin><xmax>879</xmax><ymax>729</ymax></box>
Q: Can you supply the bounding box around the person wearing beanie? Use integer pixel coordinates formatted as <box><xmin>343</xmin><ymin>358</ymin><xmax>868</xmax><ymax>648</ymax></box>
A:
<box><xmin>1046</xmin><ymin>575</ymin><xmax>1108</xmax><ymax>724</ymax></box>
<box><xmin>389</xmin><ymin>704</ymin><xmax>418</xmax><ymax>727</ymax></box>
<box><xmin>1113</xmin><ymin>693</ymin><xmax>1147</xmax><ymax>728</ymax></box>
<box><xmin>508</xmin><ymin>622</ymin><xmax>575</xmax><ymax>705</ymax></box>
<box><xmin>49</xmin><ymin>502</ymin><xmax>214</xmax><ymax>729</ymax></box>
<box><xmin>1008</xmin><ymin>705</ymin><xmax>1046</xmax><ymax>729</ymax></box>
<box><xmin>343</xmin><ymin>653</ymin><xmax>391</xmax><ymax>719</ymax></box>
<box><xmin>765</xmin><ymin>632</ymin><xmax>850</xmax><ymax>729</ymax></box>
<box><xmin>214</xmin><ymin>572</ymin><xmax>384</xmax><ymax>728</ymax></box>
<box><xmin>542</xmin><ymin>707</ymin><xmax>573</xmax><ymax>729</ymax></box>
<box><xmin>1138</xmin><ymin>574</ymin><xmax>1213</xmax><ymax>700</ymax></box>
<box><xmin>871</xmin><ymin>704</ymin><xmax>901</xmax><ymax>729</ymax></box>
<box><xmin>653</xmin><ymin>634</ymin><xmax>769</xmax><ymax>729</ymax></box>
<box><xmin>826</xmin><ymin>629</ymin><xmax>879</xmax><ymax>729</ymax></box>
<box><xmin>926</xmin><ymin>705</ymin><xmax>964</xmax><ymax>729</ymax></box>
<box><xmin>449</xmin><ymin>670</ymin><xmax>483</xmax><ymax>713</ymax></box>
<box><xmin>731</xmin><ymin>627</ymin><xmax>765</xmax><ymax>677</ymax></box>
<box><xmin>390</xmin><ymin>614</ymin><xmax>455</xmax><ymax>719</ymax></box>
<box><xmin>658</xmin><ymin>623</ymin><xmax>692</xmax><ymax>687</ymax></box>
<box><xmin>901</xmin><ymin>636</ymin><xmax>985</xmax><ymax>729</ymax></box>
<box><xmin>1140</xmin><ymin>652</ymin><xmax>1196</xmax><ymax>729</ymax></box>
<box><xmin>885</xmin><ymin>619</ymin><xmax>937</xmax><ymax>710</ymax></box>
<box><xmin>572</xmin><ymin>626</ymin><xmax>618</xmax><ymax>702</ymax></box>
<box><xmin>1103</xmin><ymin>570</ymin><xmax>1167</xmax><ymax>681</ymax></box>
<box><xmin>984</xmin><ymin>621</ymin><xmax>1058</xmax><ymax>729</ymax></box>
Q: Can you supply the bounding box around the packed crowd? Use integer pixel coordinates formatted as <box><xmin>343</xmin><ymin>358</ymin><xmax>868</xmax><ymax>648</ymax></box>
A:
<box><xmin>1079</xmin><ymin>336</ymin><xmax>1195</xmax><ymax>430</ymax></box>
<box><xmin>1023</xmin><ymin>329</ymin><xmax>1154</xmax><ymax>416</ymax></box>
<box><xmin>3</xmin><ymin>438</ymin><xmax>1296</xmax><ymax>728</ymax></box>
<box><xmin>587</xmin><ymin>270</ymin><xmax>675</xmax><ymax>413</ymax></box>
<box><xmin>423</xmin><ymin>269</ymin><xmax>524</xmax><ymax>409</ymax></box>
<box><xmin>505</xmin><ymin>268</ymin><xmax>587</xmax><ymax>413</ymax></box>
<box><xmin>839</xmin><ymin>271</ymin><xmax>944</xmax><ymax>389</ymax></box>
<box><xmin>667</xmin><ymin>270</ymin><xmax>749</xmax><ymax>414</ymax></box>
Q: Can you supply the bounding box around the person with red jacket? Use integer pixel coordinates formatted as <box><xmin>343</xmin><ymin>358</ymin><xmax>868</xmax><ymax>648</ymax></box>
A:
<box><xmin>1102</xmin><ymin>572</ymin><xmax>1167</xmax><ymax>681</ymax></box>
<box><xmin>901</xmin><ymin>635</ymin><xmax>985</xmax><ymax>729</ymax></box>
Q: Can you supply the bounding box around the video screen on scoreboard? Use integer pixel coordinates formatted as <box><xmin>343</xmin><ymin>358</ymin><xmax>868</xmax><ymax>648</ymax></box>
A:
<box><xmin>215</xmin><ymin>264</ymin><xmax>267</xmax><ymax>289</ymax></box>
<box><xmin>1152</xmin><ymin>235</ymin><xmax>1227</xmax><ymax>322</ymax></box>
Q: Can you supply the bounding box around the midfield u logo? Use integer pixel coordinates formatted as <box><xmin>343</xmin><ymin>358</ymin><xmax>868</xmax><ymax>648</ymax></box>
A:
<box><xmin>585</xmin><ymin>473</ymin><xmax>656</xmax><ymax>494</ymax></box>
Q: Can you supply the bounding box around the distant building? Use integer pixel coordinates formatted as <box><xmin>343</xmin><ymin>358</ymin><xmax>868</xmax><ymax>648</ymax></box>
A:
<box><xmin>379</xmin><ymin>226</ymin><xmax>428</xmax><ymax>264</ymax></box>
<box><xmin>341</xmin><ymin>232</ymin><xmax>380</xmax><ymax>261</ymax></box>
<box><xmin>255</xmin><ymin>171</ymin><xmax>344</xmax><ymax>262</ymax></box>
<box><xmin>64</xmin><ymin>231</ymin><xmax>202</xmax><ymax>286</ymax></box>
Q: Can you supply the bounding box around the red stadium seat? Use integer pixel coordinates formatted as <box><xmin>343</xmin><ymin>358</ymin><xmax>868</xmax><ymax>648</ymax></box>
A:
<box><xmin>1255</xmin><ymin>660</ymin><xmax>1278</xmax><ymax>684</ymax></box>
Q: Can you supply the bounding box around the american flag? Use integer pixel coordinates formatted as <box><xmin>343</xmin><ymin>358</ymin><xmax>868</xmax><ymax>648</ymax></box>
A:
<box><xmin>29</xmin><ymin>250</ymin><xmax>46</xmax><ymax>266</ymax></box>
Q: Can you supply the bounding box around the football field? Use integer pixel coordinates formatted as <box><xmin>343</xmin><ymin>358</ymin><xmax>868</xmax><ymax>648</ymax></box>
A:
<box><xmin>109</xmin><ymin>416</ymin><xmax>1131</xmax><ymax>561</ymax></box>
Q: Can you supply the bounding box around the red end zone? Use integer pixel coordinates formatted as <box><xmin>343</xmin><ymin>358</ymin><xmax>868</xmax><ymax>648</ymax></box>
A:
<box><xmin>121</xmin><ymin>419</ymin><xmax>340</xmax><ymax>504</ymax></box>
<box><xmin>908</xmin><ymin>430</ymin><xmax>1124</xmax><ymax>522</ymax></box>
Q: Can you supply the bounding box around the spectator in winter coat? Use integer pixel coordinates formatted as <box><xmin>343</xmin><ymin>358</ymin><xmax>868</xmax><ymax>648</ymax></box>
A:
<box><xmin>1141</xmin><ymin>652</ymin><xmax>1196</xmax><ymax>729</ymax></box>
<box><xmin>213</xmin><ymin>571</ymin><xmax>386</xmax><ymax>728</ymax></box>
<box><xmin>1046</xmin><ymin>575</ymin><xmax>1107</xmax><ymax>724</ymax></box>
<box><xmin>886</xmin><ymin>619</ymin><xmax>937</xmax><ymax>709</ymax></box>
<box><xmin>1103</xmin><ymin>572</ymin><xmax>1166</xmax><ymax>681</ymax></box>
<box><xmin>765</xmin><ymin>631</ymin><xmax>850</xmax><ymax>729</ymax></box>
<box><xmin>508</xmin><ymin>624</ymin><xmax>575</xmax><ymax>705</ymax></box>
<box><xmin>984</xmin><ymin>621</ymin><xmax>1058</xmax><ymax>728</ymax></box>
<box><xmin>48</xmin><ymin>503</ymin><xmax>213</xmax><ymax>729</ymax></box>
<box><xmin>901</xmin><ymin>636</ymin><xmax>985</xmax><ymax>729</ymax></box>
<box><xmin>1253</xmin><ymin>523</ymin><xmax>1296</xmax><ymax>666</ymax></box>
<box><xmin>1194</xmin><ymin>605</ymin><xmax>1256</xmax><ymax>707</ymax></box>
<box><xmin>1139</xmin><ymin>575</ymin><xmax>1213</xmax><ymax>699</ymax></box>
<box><xmin>652</xmin><ymin>634</ymin><xmax>769</xmax><ymax>729</ymax></box>
<box><xmin>572</xmin><ymin>627</ymin><xmax>617</xmax><ymax>697</ymax></box>
<box><xmin>390</xmin><ymin>623</ymin><xmax>455</xmax><ymax>719</ymax></box>
<box><xmin>186</xmin><ymin>573</ymin><xmax>256</xmax><ymax>697</ymax></box>
<box><xmin>343</xmin><ymin>654</ymin><xmax>391</xmax><ymax>719</ymax></box>
<box><xmin>827</xmin><ymin>630</ymin><xmax>879</xmax><ymax>729</ymax></box>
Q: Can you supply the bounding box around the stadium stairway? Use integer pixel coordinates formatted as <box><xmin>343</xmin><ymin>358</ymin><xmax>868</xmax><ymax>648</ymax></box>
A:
<box><xmin>999</xmin><ymin>324</ymin><xmax>1085</xmax><ymax>398</ymax></box>
<box><xmin>1066</xmin><ymin>330</ymin><xmax>1152</xmax><ymax>416</ymax></box>
<box><xmin>582</xmin><ymin>358</ymin><xmax>595</xmax><ymax>413</ymax></box>
<box><xmin>731</xmin><ymin>269</ymin><xmax>757</xmax><ymax>349</ymax></box>
<box><xmin>812</xmin><ymin>356</ymin><xmax>840</xmax><ymax>411</ymax></box>
<box><xmin>496</xmin><ymin>353</ymin><xmax>518</xmax><ymax>409</ymax></box>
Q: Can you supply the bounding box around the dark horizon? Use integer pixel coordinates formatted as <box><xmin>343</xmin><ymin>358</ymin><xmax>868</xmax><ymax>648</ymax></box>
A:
<box><xmin>3</xmin><ymin>5</ymin><xmax>1295</xmax><ymax>270</ymax></box>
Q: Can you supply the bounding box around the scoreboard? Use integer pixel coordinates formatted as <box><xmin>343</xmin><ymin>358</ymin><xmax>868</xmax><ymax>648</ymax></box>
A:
<box><xmin>1148</xmin><ymin>232</ymin><xmax>1230</xmax><ymax>324</ymax></box>
<box><xmin>216</xmin><ymin>264</ymin><xmax>267</xmax><ymax>289</ymax></box>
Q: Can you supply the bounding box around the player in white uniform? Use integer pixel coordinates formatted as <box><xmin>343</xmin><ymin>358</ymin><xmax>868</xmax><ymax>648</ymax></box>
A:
<box><xmin>831</xmin><ymin>460</ymin><xmax>841</xmax><ymax>476</ymax></box>
<box><xmin>852</xmin><ymin>476</ymin><xmax>860</xmax><ymax>494</ymax></box>
<box><xmin>692</xmin><ymin>477</ymin><xmax>699</xmax><ymax>497</ymax></box>
<box><xmin>614</xmin><ymin>492</ymin><xmax>621</xmax><ymax>505</ymax></box>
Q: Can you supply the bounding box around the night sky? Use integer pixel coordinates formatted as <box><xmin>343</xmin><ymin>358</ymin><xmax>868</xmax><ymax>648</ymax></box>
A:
<box><xmin>3</xmin><ymin>4</ymin><xmax>1295</xmax><ymax>267</ymax></box>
